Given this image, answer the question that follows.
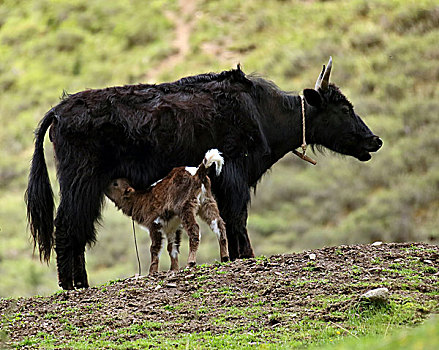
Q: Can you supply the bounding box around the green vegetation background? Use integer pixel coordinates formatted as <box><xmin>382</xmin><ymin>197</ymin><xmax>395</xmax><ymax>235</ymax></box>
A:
<box><xmin>0</xmin><ymin>0</ymin><xmax>438</xmax><ymax>297</ymax></box>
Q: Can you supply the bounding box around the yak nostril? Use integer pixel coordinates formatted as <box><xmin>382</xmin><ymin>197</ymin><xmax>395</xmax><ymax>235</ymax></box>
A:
<box><xmin>374</xmin><ymin>137</ymin><xmax>383</xmax><ymax>148</ymax></box>
<box><xmin>364</xmin><ymin>136</ymin><xmax>383</xmax><ymax>152</ymax></box>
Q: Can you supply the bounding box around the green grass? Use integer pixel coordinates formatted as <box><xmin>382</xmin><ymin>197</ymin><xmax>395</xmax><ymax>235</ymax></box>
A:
<box><xmin>313</xmin><ymin>316</ymin><xmax>439</xmax><ymax>350</ymax></box>
<box><xmin>14</xmin><ymin>308</ymin><xmax>438</xmax><ymax>350</ymax></box>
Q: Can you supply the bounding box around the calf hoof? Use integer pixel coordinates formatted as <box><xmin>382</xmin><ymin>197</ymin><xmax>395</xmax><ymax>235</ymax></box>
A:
<box><xmin>221</xmin><ymin>256</ymin><xmax>230</xmax><ymax>262</ymax></box>
<box><xmin>187</xmin><ymin>261</ymin><xmax>196</xmax><ymax>268</ymax></box>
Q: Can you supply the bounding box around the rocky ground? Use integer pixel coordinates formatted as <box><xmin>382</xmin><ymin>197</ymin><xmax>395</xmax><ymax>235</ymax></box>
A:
<box><xmin>1</xmin><ymin>242</ymin><xmax>438</xmax><ymax>348</ymax></box>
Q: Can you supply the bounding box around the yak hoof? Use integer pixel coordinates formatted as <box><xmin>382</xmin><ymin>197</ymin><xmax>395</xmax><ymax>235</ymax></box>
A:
<box><xmin>74</xmin><ymin>281</ymin><xmax>89</xmax><ymax>289</ymax></box>
<box><xmin>59</xmin><ymin>281</ymin><xmax>74</xmax><ymax>290</ymax></box>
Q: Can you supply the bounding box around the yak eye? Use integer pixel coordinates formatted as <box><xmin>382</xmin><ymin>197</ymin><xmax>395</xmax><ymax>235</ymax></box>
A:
<box><xmin>112</xmin><ymin>181</ymin><xmax>118</xmax><ymax>187</ymax></box>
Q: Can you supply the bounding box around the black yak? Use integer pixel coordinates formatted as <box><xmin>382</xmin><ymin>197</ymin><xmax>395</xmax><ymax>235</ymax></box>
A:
<box><xmin>26</xmin><ymin>57</ymin><xmax>382</xmax><ymax>289</ymax></box>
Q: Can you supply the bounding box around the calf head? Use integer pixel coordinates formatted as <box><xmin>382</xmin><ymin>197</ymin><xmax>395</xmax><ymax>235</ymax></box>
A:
<box><xmin>105</xmin><ymin>178</ymin><xmax>135</xmax><ymax>209</ymax></box>
<box><xmin>303</xmin><ymin>57</ymin><xmax>382</xmax><ymax>161</ymax></box>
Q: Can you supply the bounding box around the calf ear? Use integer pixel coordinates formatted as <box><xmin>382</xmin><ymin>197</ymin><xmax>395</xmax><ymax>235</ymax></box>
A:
<box><xmin>124</xmin><ymin>186</ymin><xmax>135</xmax><ymax>195</ymax></box>
<box><xmin>303</xmin><ymin>89</ymin><xmax>322</xmax><ymax>108</ymax></box>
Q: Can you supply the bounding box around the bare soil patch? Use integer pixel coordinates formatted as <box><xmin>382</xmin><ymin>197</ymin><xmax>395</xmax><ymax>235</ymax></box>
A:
<box><xmin>1</xmin><ymin>242</ymin><xmax>438</xmax><ymax>347</ymax></box>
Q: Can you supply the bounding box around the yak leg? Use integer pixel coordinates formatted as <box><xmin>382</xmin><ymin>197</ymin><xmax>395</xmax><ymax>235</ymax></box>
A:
<box><xmin>149</xmin><ymin>225</ymin><xmax>163</xmax><ymax>274</ymax></box>
<box><xmin>220</xmin><ymin>211</ymin><xmax>254</xmax><ymax>260</ymax></box>
<box><xmin>199</xmin><ymin>196</ymin><xmax>229</xmax><ymax>262</ymax></box>
<box><xmin>73</xmin><ymin>248</ymin><xmax>89</xmax><ymax>288</ymax></box>
<box><xmin>180</xmin><ymin>209</ymin><xmax>200</xmax><ymax>267</ymax></box>
<box><xmin>54</xmin><ymin>168</ymin><xmax>106</xmax><ymax>290</ymax></box>
<box><xmin>236</xmin><ymin>207</ymin><xmax>254</xmax><ymax>258</ymax></box>
<box><xmin>53</xmin><ymin>215</ymin><xmax>74</xmax><ymax>290</ymax></box>
<box><xmin>214</xmin><ymin>180</ymin><xmax>254</xmax><ymax>260</ymax></box>
<box><xmin>166</xmin><ymin>229</ymin><xmax>182</xmax><ymax>271</ymax></box>
<box><xmin>54</xmin><ymin>212</ymin><xmax>90</xmax><ymax>290</ymax></box>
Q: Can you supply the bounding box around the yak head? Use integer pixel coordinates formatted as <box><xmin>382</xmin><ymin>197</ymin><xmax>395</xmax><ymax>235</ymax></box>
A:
<box><xmin>303</xmin><ymin>57</ymin><xmax>382</xmax><ymax>161</ymax></box>
<box><xmin>105</xmin><ymin>178</ymin><xmax>136</xmax><ymax>213</ymax></box>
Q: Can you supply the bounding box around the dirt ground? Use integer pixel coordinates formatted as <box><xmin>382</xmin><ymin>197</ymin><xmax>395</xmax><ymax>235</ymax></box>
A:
<box><xmin>1</xmin><ymin>242</ymin><xmax>438</xmax><ymax>347</ymax></box>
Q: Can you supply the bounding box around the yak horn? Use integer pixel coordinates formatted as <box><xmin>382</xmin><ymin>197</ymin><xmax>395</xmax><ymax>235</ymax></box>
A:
<box><xmin>314</xmin><ymin>64</ymin><xmax>326</xmax><ymax>90</ymax></box>
<box><xmin>320</xmin><ymin>56</ymin><xmax>332</xmax><ymax>91</ymax></box>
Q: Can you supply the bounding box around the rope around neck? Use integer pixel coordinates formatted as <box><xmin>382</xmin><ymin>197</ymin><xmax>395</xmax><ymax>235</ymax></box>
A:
<box><xmin>300</xmin><ymin>95</ymin><xmax>307</xmax><ymax>154</ymax></box>
<box><xmin>292</xmin><ymin>96</ymin><xmax>317</xmax><ymax>165</ymax></box>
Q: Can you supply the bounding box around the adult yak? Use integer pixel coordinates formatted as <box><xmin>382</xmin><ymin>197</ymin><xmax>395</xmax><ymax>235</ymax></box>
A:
<box><xmin>26</xmin><ymin>57</ymin><xmax>382</xmax><ymax>290</ymax></box>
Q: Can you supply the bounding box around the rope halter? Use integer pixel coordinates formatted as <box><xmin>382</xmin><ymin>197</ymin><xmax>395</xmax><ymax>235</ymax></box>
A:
<box><xmin>292</xmin><ymin>95</ymin><xmax>317</xmax><ymax>165</ymax></box>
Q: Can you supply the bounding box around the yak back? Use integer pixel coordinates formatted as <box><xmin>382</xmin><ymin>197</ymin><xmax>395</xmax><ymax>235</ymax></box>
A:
<box><xmin>51</xmin><ymin>67</ymin><xmax>269</xmax><ymax>162</ymax></box>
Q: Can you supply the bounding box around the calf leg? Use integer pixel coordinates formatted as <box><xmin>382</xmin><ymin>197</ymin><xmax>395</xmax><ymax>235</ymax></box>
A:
<box><xmin>149</xmin><ymin>225</ymin><xmax>163</xmax><ymax>274</ymax></box>
<box><xmin>166</xmin><ymin>229</ymin><xmax>182</xmax><ymax>271</ymax></box>
<box><xmin>180</xmin><ymin>209</ymin><xmax>200</xmax><ymax>267</ymax></box>
<box><xmin>199</xmin><ymin>197</ymin><xmax>229</xmax><ymax>262</ymax></box>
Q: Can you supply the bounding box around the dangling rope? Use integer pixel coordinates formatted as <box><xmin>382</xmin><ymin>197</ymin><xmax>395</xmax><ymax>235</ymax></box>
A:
<box><xmin>292</xmin><ymin>95</ymin><xmax>317</xmax><ymax>165</ymax></box>
<box><xmin>132</xmin><ymin>219</ymin><xmax>142</xmax><ymax>276</ymax></box>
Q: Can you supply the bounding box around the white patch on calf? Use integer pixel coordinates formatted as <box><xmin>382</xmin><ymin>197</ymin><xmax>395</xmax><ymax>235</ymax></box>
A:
<box><xmin>185</xmin><ymin>166</ymin><xmax>198</xmax><ymax>176</ymax></box>
<box><xmin>197</xmin><ymin>184</ymin><xmax>207</xmax><ymax>204</ymax></box>
<box><xmin>150</xmin><ymin>178</ymin><xmax>163</xmax><ymax>187</ymax></box>
<box><xmin>171</xmin><ymin>245</ymin><xmax>179</xmax><ymax>259</ymax></box>
<box><xmin>210</xmin><ymin>219</ymin><xmax>221</xmax><ymax>240</ymax></box>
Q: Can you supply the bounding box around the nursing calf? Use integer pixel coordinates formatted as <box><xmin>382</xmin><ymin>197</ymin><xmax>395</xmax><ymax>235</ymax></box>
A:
<box><xmin>105</xmin><ymin>149</ymin><xmax>229</xmax><ymax>273</ymax></box>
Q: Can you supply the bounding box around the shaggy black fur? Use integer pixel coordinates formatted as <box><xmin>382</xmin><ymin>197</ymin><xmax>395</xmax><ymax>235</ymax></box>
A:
<box><xmin>26</xmin><ymin>64</ymin><xmax>381</xmax><ymax>290</ymax></box>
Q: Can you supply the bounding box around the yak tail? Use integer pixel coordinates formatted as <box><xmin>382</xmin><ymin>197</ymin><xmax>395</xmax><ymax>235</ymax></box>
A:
<box><xmin>25</xmin><ymin>110</ymin><xmax>56</xmax><ymax>263</ymax></box>
<box><xmin>196</xmin><ymin>149</ymin><xmax>224</xmax><ymax>179</ymax></box>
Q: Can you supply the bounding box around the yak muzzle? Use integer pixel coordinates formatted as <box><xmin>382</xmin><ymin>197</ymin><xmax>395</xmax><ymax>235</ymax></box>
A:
<box><xmin>358</xmin><ymin>136</ymin><xmax>383</xmax><ymax>162</ymax></box>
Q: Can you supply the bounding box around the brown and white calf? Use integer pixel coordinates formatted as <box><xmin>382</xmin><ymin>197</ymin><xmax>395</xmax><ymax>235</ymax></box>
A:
<box><xmin>105</xmin><ymin>149</ymin><xmax>229</xmax><ymax>273</ymax></box>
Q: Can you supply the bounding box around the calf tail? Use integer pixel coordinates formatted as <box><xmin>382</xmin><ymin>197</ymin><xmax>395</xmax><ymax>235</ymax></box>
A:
<box><xmin>25</xmin><ymin>110</ymin><xmax>56</xmax><ymax>262</ymax></box>
<box><xmin>196</xmin><ymin>149</ymin><xmax>224</xmax><ymax>179</ymax></box>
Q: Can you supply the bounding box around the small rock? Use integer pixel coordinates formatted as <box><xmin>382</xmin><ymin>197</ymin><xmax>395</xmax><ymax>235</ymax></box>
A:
<box><xmin>423</xmin><ymin>259</ymin><xmax>432</xmax><ymax>264</ymax></box>
<box><xmin>371</xmin><ymin>241</ymin><xmax>383</xmax><ymax>246</ymax></box>
<box><xmin>361</xmin><ymin>287</ymin><xmax>389</xmax><ymax>302</ymax></box>
<box><xmin>165</xmin><ymin>283</ymin><xmax>177</xmax><ymax>288</ymax></box>
<box><xmin>309</xmin><ymin>253</ymin><xmax>316</xmax><ymax>260</ymax></box>
<box><xmin>154</xmin><ymin>285</ymin><xmax>162</xmax><ymax>291</ymax></box>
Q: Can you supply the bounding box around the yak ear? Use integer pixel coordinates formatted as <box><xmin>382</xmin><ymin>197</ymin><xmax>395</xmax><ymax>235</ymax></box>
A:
<box><xmin>303</xmin><ymin>88</ymin><xmax>322</xmax><ymax>108</ymax></box>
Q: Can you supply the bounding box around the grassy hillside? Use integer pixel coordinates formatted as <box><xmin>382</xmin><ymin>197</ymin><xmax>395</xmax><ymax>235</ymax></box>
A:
<box><xmin>0</xmin><ymin>0</ymin><xmax>438</xmax><ymax>297</ymax></box>
<box><xmin>1</xmin><ymin>243</ymin><xmax>438</xmax><ymax>349</ymax></box>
